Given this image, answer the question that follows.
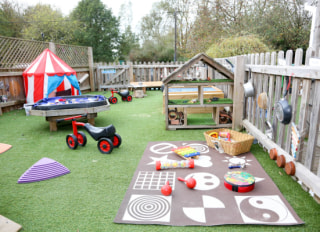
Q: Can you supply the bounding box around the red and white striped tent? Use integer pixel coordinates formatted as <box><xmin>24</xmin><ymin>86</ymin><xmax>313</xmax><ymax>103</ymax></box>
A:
<box><xmin>23</xmin><ymin>48</ymin><xmax>81</xmax><ymax>104</ymax></box>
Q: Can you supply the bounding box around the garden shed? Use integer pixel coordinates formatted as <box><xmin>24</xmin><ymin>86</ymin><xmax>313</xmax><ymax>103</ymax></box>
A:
<box><xmin>162</xmin><ymin>53</ymin><xmax>244</xmax><ymax>130</ymax></box>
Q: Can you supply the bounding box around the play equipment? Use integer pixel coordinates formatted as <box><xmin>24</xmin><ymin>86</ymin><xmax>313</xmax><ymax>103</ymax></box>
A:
<box><xmin>18</xmin><ymin>157</ymin><xmax>70</xmax><ymax>184</ymax></box>
<box><xmin>32</xmin><ymin>95</ymin><xmax>107</xmax><ymax>111</ymax></box>
<box><xmin>108</xmin><ymin>89</ymin><xmax>132</xmax><ymax>104</ymax></box>
<box><xmin>275</xmin><ymin>75</ymin><xmax>292</xmax><ymax>124</ymax></box>
<box><xmin>155</xmin><ymin>159</ymin><xmax>194</xmax><ymax>170</ymax></box>
<box><xmin>208</xmin><ymin>132</ymin><xmax>218</xmax><ymax>138</ymax></box>
<box><xmin>161</xmin><ymin>181</ymin><xmax>172</xmax><ymax>196</ymax></box>
<box><xmin>57</xmin><ymin>114</ymin><xmax>121</xmax><ymax>154</ymax></box>
<box><xmin>291</xmin><ymin>122</ymin><xmax>300</xmax><ymax>159</ymax></box>
<box><xmin>219</xmin><ymin>131</ymin><xmax>231</xmax><ymax>141</ymax></box>
<box><xmin>22</xmin><ymin>48</ymin><xmax>81</xmax><ymax>104</ymax></box>
<box><xmin>0</xmin><ymin>143</ymin><xmax>12</xmax><ymax>154</ymax></box>
<box><xmin>228</xmin><ymin>163</ymin><xmax>245</xmax><ymax>169</ymax></box>
<box><xmin>168</xmin><ymin>107</ymin><xmax>184</xmax><ymax>125</ymax></box>
<box><xmin>177</xmin><ymin>177</ymin><xmax>197</xmax><ymax>189</ymax></box>
<box><xmin>224</xmin><ymin>171</ymin><xmax>255</xmax><ymax>193</ymax></box>
<box><xmin>204</xmin><ymin>129</ymin><xmax>254</xmax><ymax>156</ymax></box>
<box><xmin>171</xmin><ymin>146</ymin><xmax>200</xmax><ymax>159</ymax></box>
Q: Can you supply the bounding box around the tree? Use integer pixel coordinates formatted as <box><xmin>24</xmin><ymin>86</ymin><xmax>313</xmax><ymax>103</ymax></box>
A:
<box><xmin>138</xmin><ymin>0</ymin><xmax>195</xmax><ymax>61</ymax></box>
<box><xmin>22</xmin><ymin>3</ymin><xmax>76</xmax><ymax>43</ymax></box>
<box><xmin>206</xmin><ymin>34</ymin><xmax>270</xmax><ymax>58</ymax></box>
<box><xmin>184</xmin><ymin>0</ymin><xmax>220</xmax><ymax>57</ymax></box>
<box><xmin>0</xmin><ymin>0</ymin><xmax>23</xmax><ymax>38</ymax></box>
<box><xmin>118</xmin><ymin>25</ymin><xmax>139</xmax><ymax>61</ymax></box>
<box><xmin>252</xmin><ymin>0</ymin><xmax>311</xmax><ymax>51</ymax></box>
<box><xmin>118</xmin><ymin>0</ymin><xmax>133</xmax><ymax>33</ymax></box>
<box><xmin>71</xmin><ymin>0</ymin><xmax>120</xmax><ymax>62</ymax></box>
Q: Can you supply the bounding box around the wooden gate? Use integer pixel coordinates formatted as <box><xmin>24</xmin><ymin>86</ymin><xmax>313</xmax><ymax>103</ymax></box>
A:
<box><xmin>96</xmin><ymin>65</ymin><xmax>131</xmax><ymax>90</ymax></box>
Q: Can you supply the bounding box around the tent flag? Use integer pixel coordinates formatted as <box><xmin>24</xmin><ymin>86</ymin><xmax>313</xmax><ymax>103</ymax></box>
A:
<box><xmin>22</xmin><ymin>48</ymin><xmax>81</xmax><ymax>104</ymax></box>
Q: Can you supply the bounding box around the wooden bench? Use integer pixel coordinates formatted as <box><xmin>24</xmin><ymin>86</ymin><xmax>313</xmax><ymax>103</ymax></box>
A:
<box><xmin>29</xmin><ymin>104</ymin><xmax>110</xmax><ymax>131</ymax></box>
<box><xmin>0</xmin><ymin>100</ymin><xmax>24</xmax><ymax>115</ymax></box>
<box><xmin>129</xmin><ymin>81</ymin><xmax>163</xmax><ymax>94</ymax></box>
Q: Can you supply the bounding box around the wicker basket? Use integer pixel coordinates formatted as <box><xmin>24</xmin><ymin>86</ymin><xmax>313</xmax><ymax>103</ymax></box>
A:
<box><xmin>204</xmin><ymin>129</ymin><xmax>254</xmax><ymax>156</ymax></box>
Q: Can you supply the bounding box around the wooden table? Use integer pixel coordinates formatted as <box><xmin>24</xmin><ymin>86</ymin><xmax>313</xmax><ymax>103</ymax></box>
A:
<box><xmin>129</xmin><ymin>81</ymin><xmax>163</xmax><ymax>93</ymax></box>
<box><xmin>29</xmin><ymin>104</ymin><xmax>110</xmax><ymax>131</ymax></box>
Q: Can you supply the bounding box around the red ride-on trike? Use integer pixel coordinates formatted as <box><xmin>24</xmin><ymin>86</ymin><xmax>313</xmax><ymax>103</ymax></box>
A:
<box><xmin>108</xmin><ymin>88</ymin><xmax>132</xmax><ymax>104</ymax></box>
<box><xmin>57</xmin><ymin>115</ymin><xmax>122</xmax><ymax>154</ymax></box>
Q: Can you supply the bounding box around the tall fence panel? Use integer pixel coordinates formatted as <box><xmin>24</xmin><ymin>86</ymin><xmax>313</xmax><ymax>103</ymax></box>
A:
<box><xmin>0</xmin><ymin>36</ymin><xmax>92</xmax><ymax>114</ymax></box>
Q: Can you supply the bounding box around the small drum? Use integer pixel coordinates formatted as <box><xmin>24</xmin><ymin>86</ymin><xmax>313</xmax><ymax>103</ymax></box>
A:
<box><xmin>224</xmin><ymin>171</ymin><xmax>255</xmax><ymax>193</ymax></box>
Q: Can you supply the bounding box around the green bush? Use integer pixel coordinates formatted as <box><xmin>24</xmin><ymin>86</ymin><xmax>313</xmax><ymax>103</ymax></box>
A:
<box><xmin>206</xmin><ymin>34</ymin><xmax>271</xmax><ymax>58</ymax></box>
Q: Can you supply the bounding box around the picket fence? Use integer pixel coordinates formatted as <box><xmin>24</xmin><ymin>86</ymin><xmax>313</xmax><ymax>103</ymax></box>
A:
<box><xmin>216</xmin><ymin>48</ymin><xmax>320</xmax><ymax>202</ymax></box>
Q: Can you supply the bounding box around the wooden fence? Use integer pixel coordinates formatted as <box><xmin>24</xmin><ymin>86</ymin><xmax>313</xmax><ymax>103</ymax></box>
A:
<box><xmin>94</xmin><ymin>61</ymin><xmax>185</xmax><ymax>90</ymax></box>
<box><xmin>216</xmin><ymin>48</ymin><xmax>320</xmax><ymax>203</ymax></box>
<box><xmin>0</xmin><ymin>36</ymin><xmax>94</xmax><ymax>114</ymax></box>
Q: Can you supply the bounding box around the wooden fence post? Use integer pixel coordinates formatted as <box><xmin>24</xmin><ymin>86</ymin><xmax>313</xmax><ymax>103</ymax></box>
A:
<box><xmin>49</xmin><ymin>42</ymin><xmax>56</xmax><ymax>54</ymax></box>
<box><xmin>88</xmin><ymin>47</ymin><xmax>95</xmax><ymax>91</ymax></box>
<box><xmin>305</xmin><ymin>80</ymin><xmax>320</xmax><ymax>173</ymax></box>
<box><xmin>233</xmin><ymin>55</ymin><xmax>245</xmax><ymax>131</ymax></box>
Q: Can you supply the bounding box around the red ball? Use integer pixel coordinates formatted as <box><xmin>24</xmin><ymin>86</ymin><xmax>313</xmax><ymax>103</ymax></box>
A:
<box><xmin>161</xmin><ymin>181</ymin><xmax>172</xmax><ymax>196</ymax></box>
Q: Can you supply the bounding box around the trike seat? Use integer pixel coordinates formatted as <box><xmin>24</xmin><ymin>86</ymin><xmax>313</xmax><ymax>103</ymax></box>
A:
<box><xmin>118</xmin><ymin>90</ymin><xmax>130</xmax><ymax>97</ymax></box>
<box><xmin>84</xmin><ymin>123</ymin><xmax>115</xmax><ymax>141</ymax></box>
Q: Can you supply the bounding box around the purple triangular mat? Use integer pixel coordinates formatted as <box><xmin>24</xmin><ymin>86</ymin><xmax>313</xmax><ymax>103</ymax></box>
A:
<box><xmin>18</xmin><ymin>157</ymin><xmax>70</xmax><ymax>183</ymax></box>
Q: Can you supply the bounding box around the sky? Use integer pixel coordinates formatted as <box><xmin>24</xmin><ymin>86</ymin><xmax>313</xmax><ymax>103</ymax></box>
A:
<box><xmin>15</xmin><ymin>0</ymin><xmax>159</xmax><ymax>32</ymax></box>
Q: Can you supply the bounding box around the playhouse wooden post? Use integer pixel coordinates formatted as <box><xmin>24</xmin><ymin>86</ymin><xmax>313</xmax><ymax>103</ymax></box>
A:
<box><xmin>233</xmin><ymin>56</ymin><xmax>246</xmax><ymax>131</ymax></box>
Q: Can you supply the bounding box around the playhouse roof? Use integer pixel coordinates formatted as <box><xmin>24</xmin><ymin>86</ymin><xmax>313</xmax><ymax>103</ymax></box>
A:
<box><xmin>162</xmin><ymin>53</ymin><xmax>234</xmax><ymax>84</ymax></box>
<box><xmin>22</xmin><ymin>48</ymin><xmax>76</xmax><ymax>79</ymax></box>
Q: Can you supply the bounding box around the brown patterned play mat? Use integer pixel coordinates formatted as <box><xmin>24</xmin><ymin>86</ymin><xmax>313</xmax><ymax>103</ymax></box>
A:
<box><xmin>114</xmin><ymin>141</ymin><xmax>303</xmax><ymax>226</ymax></box>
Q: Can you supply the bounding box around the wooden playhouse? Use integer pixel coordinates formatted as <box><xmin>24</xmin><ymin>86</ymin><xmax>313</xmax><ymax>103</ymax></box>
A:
<box><xmin>162</xmin><ymin>53</ymin><xmax>243</xmax><ymax>130</ymax></box>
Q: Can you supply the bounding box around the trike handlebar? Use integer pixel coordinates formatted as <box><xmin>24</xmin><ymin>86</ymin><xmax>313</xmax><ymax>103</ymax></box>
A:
<box><xmin>56</xmin><ymin>114</ymin><xmax>87</xmax><ymax>123</ymax></box>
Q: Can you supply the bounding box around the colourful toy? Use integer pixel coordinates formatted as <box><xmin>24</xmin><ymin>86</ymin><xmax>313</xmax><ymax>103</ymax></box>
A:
<box><xmin>108</xmin><ymin>88</ymin><xmax>132</xmax><ymax>104</ymax></box>
<box><xmin>219</xmin><ymin>131</ymin><xmax>231</xmax><ymax>141</ymax></box>
<box><xmin>228</xmin><ymin>163</ymin><xmax>245</xmax><ymax>169</ymax></box>
<box><xmin>57</xmin><ymin>114</ymin><xmax>121</xmax><ymax>154</ymax></box>
<box><xmin>178</xmin><ymin>177</ymin><xmax>197</xmax><ymax>189</ymax></box>
<box><xmin>171</xmin><ymin>146</ymin><xmax>200</xmax><ymax>159</ymax></box>
<box><xmin>291</xmin><ymin>122</ymin><xmax>300</xmax><ymax>159</ymax></box>
<box><xmin>155</xmin><ymin>159</ymin><xmax>194</xmax><ymax>170</ymax></box>
<box><xmin>224</xmin><ymin>171</ymin><xmax>255</xmax><ymax>193</ymax></box>
<box><xmin>161</xmin><ymin>181</ymin><xmax>172</xmax><ymax>196</ymax></box>
<box><xmin>18</xmin><ymin>157</ymin><xmax>70</xmax><ymax>184</ymax></box>
<box><xmin>209</xmin><ymin>132</ymin><xmax>218</xmax><ymax>138</ymax></box>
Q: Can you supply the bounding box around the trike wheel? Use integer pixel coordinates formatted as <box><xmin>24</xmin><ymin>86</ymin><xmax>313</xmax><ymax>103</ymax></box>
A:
<box><xmin>111</xmin><ymin>97</ymin><xmax>118</xmax><ymax>104</ymax></box>
<box><xmin>113</xmin><ymin>133</ymin><xmax>122</xmax><ymax>148</ymax></box>
<box><xmin>108</xmin><ymin>97</ymin><xmax>113</xmax><ymax>104</ymax></box>
<box><xmin>122</xmin><ymin>96</ymin><xmax>127</xmax><ymax>101</ymax></box>
<box><xmin>127</xmin><ymin>95</ymin><xmax>132</xmax><ymax>102</ymax></box>
<box><xmin>66</xmin><ymin>134</ymin><xmax>78</xmax><ymax>149</ymax></box>
<box><xmin>77</xmin><ymin>131</ymin><xmax>87</xmax><ymax>146</ymax></box>
<box><xmin>97</xmin><ymin>138</ymin><xmax>114</xmax><ymax>154</ymax></box>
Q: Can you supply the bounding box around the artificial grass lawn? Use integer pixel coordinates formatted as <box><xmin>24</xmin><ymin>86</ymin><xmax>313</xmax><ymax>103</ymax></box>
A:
<box><xmin>0</xmin><ymin>90</ymin><xmax>319</xmax><ymax>232</ymax></box>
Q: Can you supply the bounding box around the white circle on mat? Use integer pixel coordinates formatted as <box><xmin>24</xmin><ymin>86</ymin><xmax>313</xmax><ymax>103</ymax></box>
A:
<box><xmin>150</xmin><ymin>143</ymin><xmax>178</xmax><ymax>155</ymax></box>
<box><xmin>185</xmin><ymin>172</ymin><xmax>220</xmax><ymax>191</ymax></box>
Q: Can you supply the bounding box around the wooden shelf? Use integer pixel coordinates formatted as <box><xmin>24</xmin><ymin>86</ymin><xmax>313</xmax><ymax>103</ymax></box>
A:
<box><xmin>168</xmin><ymin>103</ymin><xmax>233</xmax><ymax>108</ymax></box>
<box><xmin>167</xmin><ymin>123</ymin><xmax>232</xmax><ymax>130</ymax></box>
<box><xmin>165</xmin><ymin>82</ymin><xmax>234</xmax><ymax>130</ymax></box>
<box><xmin>168</xmin><ymin>81</ymin><xmax>234</xmax><ymax>87</ymax></box>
